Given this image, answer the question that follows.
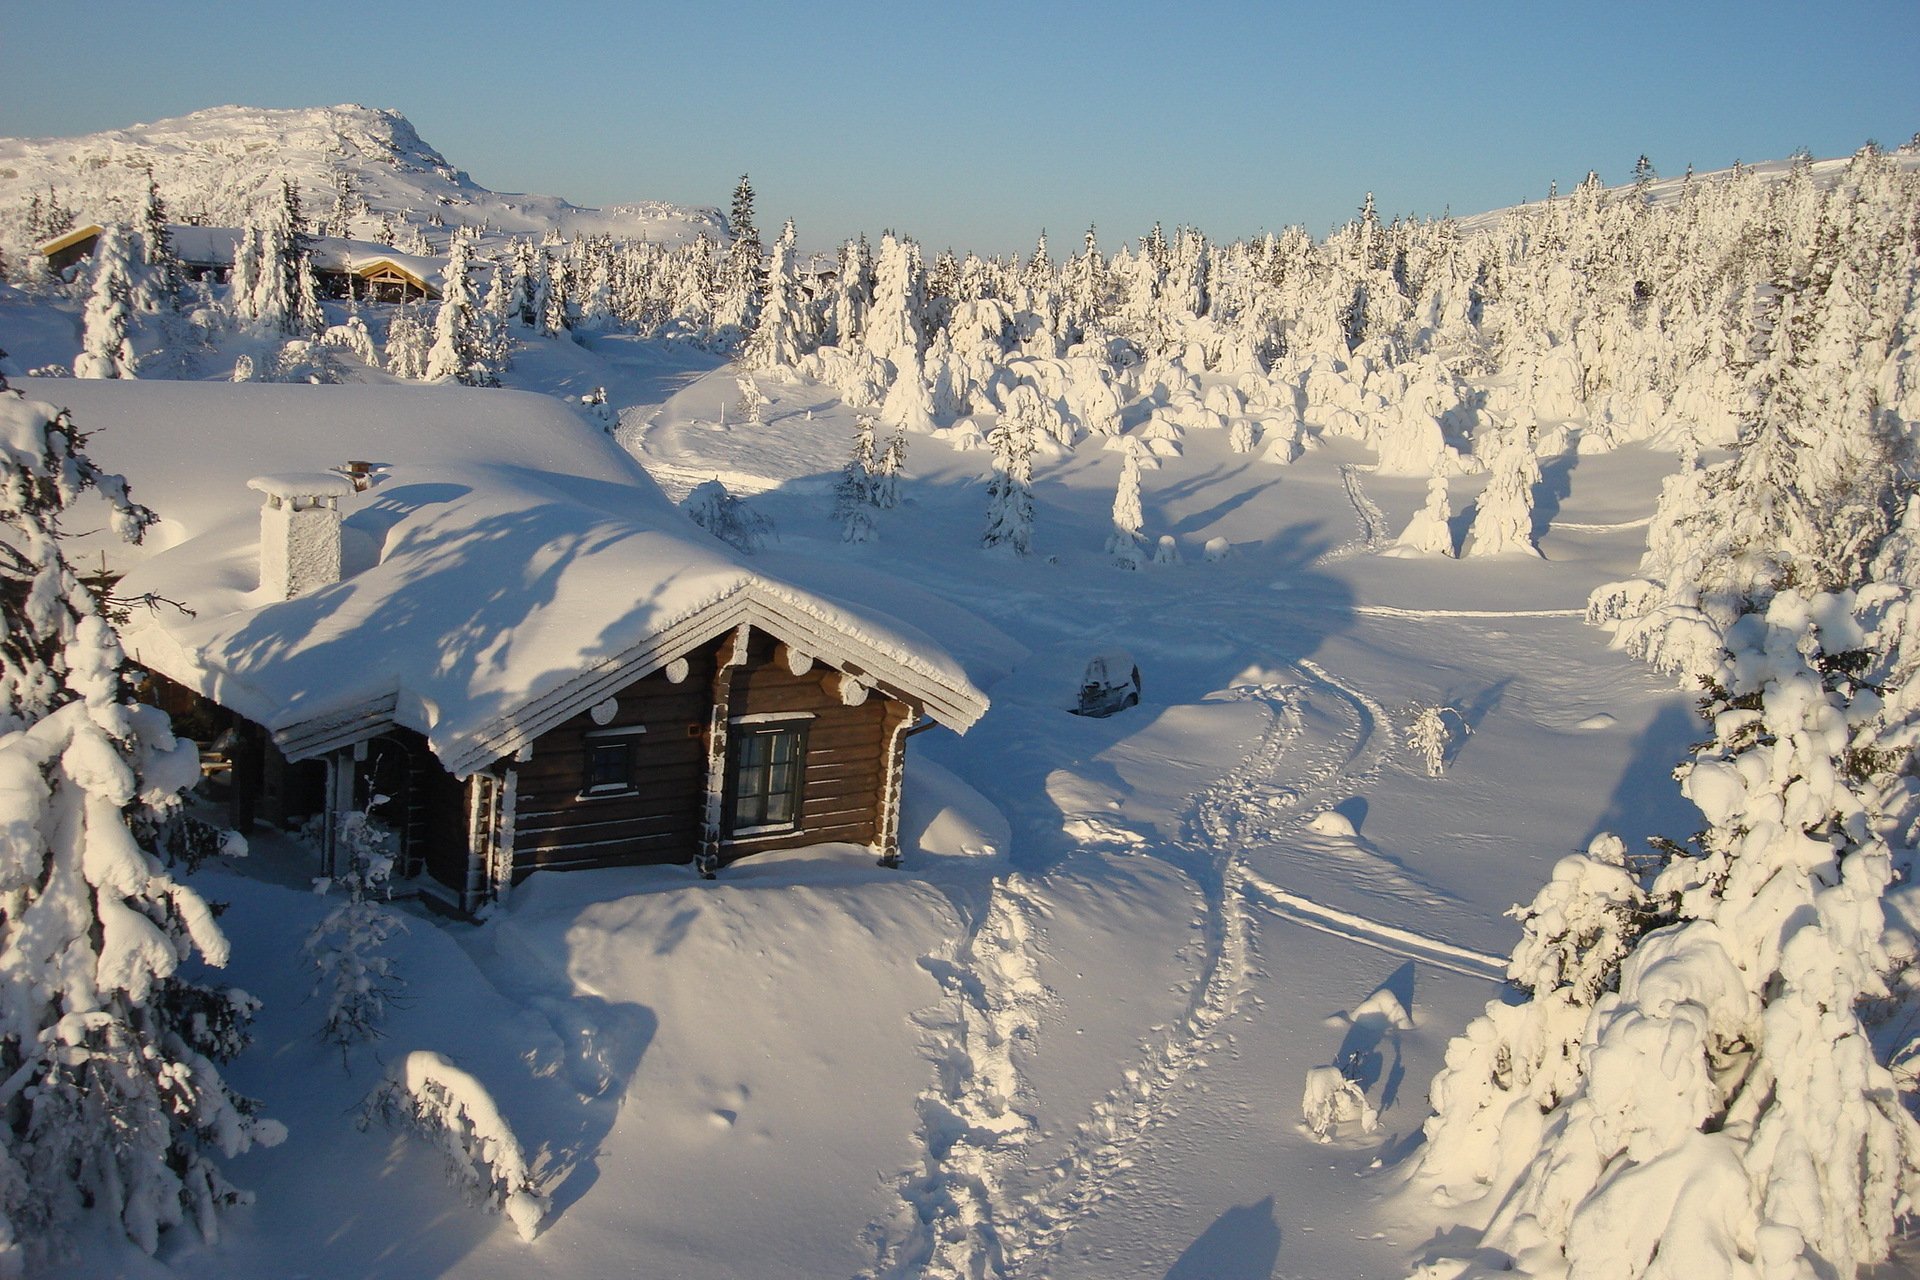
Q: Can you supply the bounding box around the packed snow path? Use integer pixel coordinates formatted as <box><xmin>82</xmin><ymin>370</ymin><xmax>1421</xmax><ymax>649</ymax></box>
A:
<box><xmin>882</xmin><ymin>652</ymin><xmax>1500</xmax><ymax>1278</ymax></box>
<box><xmin>1336</xmin><ymin>464</ymin><xmax>1392</xmax><ymax>553</ymax></box>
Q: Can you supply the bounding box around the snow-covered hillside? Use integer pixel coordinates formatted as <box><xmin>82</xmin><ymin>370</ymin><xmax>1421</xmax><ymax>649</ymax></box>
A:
<box><xmin>3</xmin><ymin>120</ymin><xmax>1919</xmax><ymax>1280</ymax></box>
<box><xmin>0</xmin><ymin>104</ymin><xmax>724</xmax><ymax>262</ymax></box>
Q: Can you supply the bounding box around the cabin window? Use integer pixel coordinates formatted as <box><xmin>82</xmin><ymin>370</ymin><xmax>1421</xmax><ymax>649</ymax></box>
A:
<box><xmin>729</xmin><ymin>725</ymin><xmax>806</xmax><ymax>834</ymax></box>
<box><xmin>580</xmin><ymin>725</ymin><xmax>645</xmax><ymax>797</ymax></box>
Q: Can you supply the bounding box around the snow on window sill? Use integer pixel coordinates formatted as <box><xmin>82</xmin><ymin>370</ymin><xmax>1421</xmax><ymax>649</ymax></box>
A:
<box><xmin>575</xmin><ymin>786</ymin><xmax>639</xmax><ymax>802</ymax></box>
<box><xmin>725</xmin><ymin>822</ymin><xmax>800</xmax><ymax>842</ymax></box>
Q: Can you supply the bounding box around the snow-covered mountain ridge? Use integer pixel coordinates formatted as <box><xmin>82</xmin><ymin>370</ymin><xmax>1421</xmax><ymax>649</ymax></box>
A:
<box><xmin>0</xmin><ymin>104</ymin><xmax>725</xmax><ymax>260</ymax></box>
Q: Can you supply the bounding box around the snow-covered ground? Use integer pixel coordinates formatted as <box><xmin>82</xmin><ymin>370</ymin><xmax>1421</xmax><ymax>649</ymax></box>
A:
<box><xmin>42</xmin><ymin>331</ymin><xmax>1722</xmax><ymax>1279</ymax></box>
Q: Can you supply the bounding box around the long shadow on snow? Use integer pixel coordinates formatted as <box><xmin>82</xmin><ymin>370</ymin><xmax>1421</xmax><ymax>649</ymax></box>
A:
<box><xmin>1163</xmin><ymin>1196</ymin><xmax>1282</xmax><ymax>1280</ymax></box>
<box><xmin>1578</xmin><ymin>695</ymin><xmax>1704</xmax><ymax>856</ymax></box>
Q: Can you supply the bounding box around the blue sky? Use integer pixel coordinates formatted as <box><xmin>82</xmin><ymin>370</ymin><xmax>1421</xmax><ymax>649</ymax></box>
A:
<box><xmin>4</xmin><ymin>1</ymin><xmax>1915</xmax><ymax>256</ymax></box>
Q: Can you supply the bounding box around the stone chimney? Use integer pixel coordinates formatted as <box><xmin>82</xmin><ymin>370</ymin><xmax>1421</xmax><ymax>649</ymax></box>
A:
<box><xmin>248</xmin><ymin>472</ymin><xmax>356</xmax><ymax>599</ymax></box>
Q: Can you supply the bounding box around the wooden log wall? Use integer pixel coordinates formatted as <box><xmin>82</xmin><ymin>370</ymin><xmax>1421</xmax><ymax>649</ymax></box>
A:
<box><xmin>510</xmin><ymin>645</ymin><xmax>715</xmax><ymax>873</ymax></box>
<box><xmin>504</xmin><ymin>627</ymin><xmax>920</xmax><ymax>876</ymax></box>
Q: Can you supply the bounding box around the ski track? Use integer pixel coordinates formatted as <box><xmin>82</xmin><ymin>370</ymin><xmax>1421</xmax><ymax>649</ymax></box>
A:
<box><xmin>1352</xmin><ymin>604</ymin><xmax>1585</xmax><ymax>620</ymax></box>
<box><xmin>1237</xmin><ymin>870</ymin><xmax>1506</xmax><ymax>983</ymax></box>
<box><xmin>1332</xmin><ymin>464</ymin><xmax>1391</xmax><ymax>555</ymax></box>
<box><xmin>851</xmin><ymin>504</ymin><xmax>1503</xmax><ymax>1275</ymax></box>
<box><xmin>1000</xmin><ymin>658</ymin><xmax>1404</xmax><ymax>1277</ymax></box>
<box><xmin>1551</xmin><ymin>516</ymin><xmax>1653</xmax><ymax>531</ymax></box>
<box><xmin>874</xmin><ymin>646</ymin><xmax>1497</xmax><ymax>1278</ymax></box>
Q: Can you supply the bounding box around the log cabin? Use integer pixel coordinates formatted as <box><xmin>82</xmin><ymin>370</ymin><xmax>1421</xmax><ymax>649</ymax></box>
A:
<box><xmin>40</xmin><ymin>224</ymin><xmax>442</xmax><ymax>300</ymax></box>
<box><xmin>38</xmin><ymin>379</ymin><xmax>988</xmax><ymax>913</ymax></box>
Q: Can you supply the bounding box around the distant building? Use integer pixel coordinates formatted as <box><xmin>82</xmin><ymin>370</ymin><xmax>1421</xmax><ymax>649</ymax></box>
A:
<box><xmin>39</xmin><ymin>224</ymin><xmax>442</xmax><ymax>301</ymax></box>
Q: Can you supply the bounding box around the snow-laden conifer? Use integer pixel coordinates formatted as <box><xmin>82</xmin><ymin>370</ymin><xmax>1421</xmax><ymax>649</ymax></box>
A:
<box><xmin>874</xmin><ymin>423</ymin><xmax>906</xmax><ymax>511</ymax></box>
<box><xmin>1412</xmin><ymin>591</ymin><xmax>1920</xmax><ymax>1279</ymax></box>
<box><xmin>743</xmin><ymin>219</ymin><xmax>808</xmax><ymax>369</ymax></box>
<box><xmin>305</xmin><ymin>804</ymin><xmax>407</xmax><ymax>1063</ymax></box>
<box><xmin>1465</xmin><ymin>423</ymin><xmax>1540</xmax><ymax>556</ymax></box>
<box><xmin>0</xmin><ymin>394</ymin><xmax>282</xmax><ymax>1265</ymax></box>
<box><xmin>384</xmin><ymin>302</ymin><xmax>431</xmax><ymax>379</ymax></box>
<box><xmin>864</xmin><ymin>234</ymin><xmax>927</xmax><ymax>364</ymax></box>
<box><xmin>1392</xmin><ymin>473</ymin><xmax>1456</xmax><ymax>556</ymax></box>
<box><xmin>1107</xmin><ymin>446</ymin><xmax>1146</xmax><ymax>569</ymax></box>
<box><xmin>834</xmin><ymin>415</ymin><xmax>879</xmax><ymax>540</ymax></box>
<box><xmin>359</xmin><ymin>1051</ymin><xmax>547</xmax><ymax>1241</ymax></box>
<box><xmin>425</xmin><ymin>236</ymin><xmax>493</xmax><ymax>385</ymax></box>
<box><xmin>982</xmin><ymin>407</ymin><xmax>1035</xmax><ymax>556</ymax></box>
<box><xmin>74</xmin><ymin>225</ymin><xmax>137</xmax><ymax>379</ymax></box>
<box><xmin>681</xmin><ymin>478</ymin><xmax>772</xmax><ymax>553</ymax></box>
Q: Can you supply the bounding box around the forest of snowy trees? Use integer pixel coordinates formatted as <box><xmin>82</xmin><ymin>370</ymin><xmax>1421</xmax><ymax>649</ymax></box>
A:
<box><xmin>7</xmin><ymin>132</ymin><xmax>1920</xmax><ymax>1278</ymax></box>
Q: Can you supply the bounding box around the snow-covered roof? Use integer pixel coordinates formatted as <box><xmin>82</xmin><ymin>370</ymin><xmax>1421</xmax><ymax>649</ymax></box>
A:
<box><xmin>247</xmin><ymin>472</ymin><xmax>356</xmax><ymax>500</ymax></box>
<box><xmin>166</xmin><ymin>227</ymin><xmax>445</xmax><ymax>287</ymax></box>
<box><xmin>38</xmin><ymin>224</ymin><xmax>104</xmax><ymax>256</ymax></box>
<box><xmin>28</xmin><ymin>380</ymin><xmax>987</xmax><ymax>773</ymax></box>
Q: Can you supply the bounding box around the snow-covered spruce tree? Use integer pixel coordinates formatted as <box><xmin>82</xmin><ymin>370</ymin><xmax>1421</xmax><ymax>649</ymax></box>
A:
<box><xmin>1107</xmin><ymin>445</ymin><xmax>1146</xmax><ymax>569</ymax></box>
<box><xmin>1465</xmin><ymin>422</ymin><xmax>1541</xmax><ymax>557</ymax></box>
<box><xmin>305</xmin><ymin>804</ymin><xmax>407</xmax><ymax>1064</ymax></box>
<box><xmin>134</xmin><ymin>167</ymin><xmax>181</xmax><ymax>311</ymax></box>
<box><xmin>1392</xmin><ymin>473</ymin><xmax>1456</xmax><ymax>556</ymax></box>
<box><xmin>1412</xmin><ymin>589</ymin><xmax>1920</xmax><ymax>1279</ymax></box>
<box><xmin>74</xmin><ymin>225</ymin><xmax>138</xmax><ymax>380</ymax></box>
<box><xmin>292</xmin><ymin>252</ymin><xmax>325</xmax><ymax>337</ymax></box>
<box><xmin>742</xmin><ymin>218</ymin><xmax>808</xmax><ymax>370</ymax></box>
<box><xmin>863</xmin><ymin>233</ymin><xmax>928</xmax><ymax>364</ymax></box>
<box><xmin>425</xmin><ymin>237</ymin><xmax>493</xmax><ymax>386</ymax></box>
<box><xmin>982</xmin><ymin>406</ymin><xmax>1036</xmax><ymax>556</ymax></box>
<box><xmin>833</xmin><ymin>415</ymin><xmax>878</xmax><ymax>541</ymax></box>
<box><xmin>873</xmin><ymin>423</ymin><xmax>906</xmax><ymax>511</ymax></box>
<box><xmin>227</xmin><ymin>224</ymin><xmax>259</xmax><ymax>323</ymax></box>
<box><xmin>384</xmin><ymin>302</ymin><xmax>431</xmax><ymax>379</ymax></box>
<box><xmin>681</xmin><ymin>479</ymin><xmax>773</xmax><ymax>553</ymax></box>
<box><xmin>712</xmin><ymin>175</ymin><xmax>763</xmax><ymax>346</ymax></box>
<box><xmin>0</xmin><ymin>393</ymin><xmax>283</xmax><ymax>1265</ymax></box>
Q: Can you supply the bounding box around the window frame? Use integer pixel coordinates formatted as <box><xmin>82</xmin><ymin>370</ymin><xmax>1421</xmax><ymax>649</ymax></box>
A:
<box><xmin>725</xmin><ymin>716</ymin><xmax>810</xmax><ymax>839</ymax></box>
<box><xmin>578</xmin><ymin>724</ymin><xmax>647</xmax><ymax>799</ymax></box>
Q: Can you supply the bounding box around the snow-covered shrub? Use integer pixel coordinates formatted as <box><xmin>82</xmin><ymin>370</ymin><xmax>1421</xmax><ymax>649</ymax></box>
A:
<box><xmin>1302</xmin><ymin>1062</ymin><xmax>1379</xmax><ymax>1142</ymax></box>
<box><xmin>1152</xmin><ymin>535</ymin><xmax>1181</xmax><ymax>565</ymax></box>
<box><xmin>1403</xmin><ymin>703</ymin><xmax>1463</xmax><ymax>775</ymax></box>
<box><xmin>360</xmin><ymin>1051</ymin><xmax>547</xmax><ymax>1241</ymax></box>
<box><xmin>734</xmin><ymin>374</ymin><xmax>770</xmax><ymax>425</ymax></box>
<box><xmin>0</xmin><ymin>395</ymin><xmax>283</xmax><ymax>1265</ymax></box>
<box><xmin>323</xmin><ymin>314</ymin><xmax>379</xmax><ymax>367</ymax></box>
<box><xmin>681</xmin><ymin>478</ymin><xmax>773</xmax><ymax>554</ymax></box>
<box><xmin>305</xmin><ymin>804</ymin><xmax>408</xmax><ymax>1062</ymax></box>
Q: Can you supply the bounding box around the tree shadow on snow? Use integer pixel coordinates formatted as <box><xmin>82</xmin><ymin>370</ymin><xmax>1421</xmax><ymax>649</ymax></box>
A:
<box><xmin>1335</xmin><ymin>962</ymin><xmax>1415</xmax><ymax>1111</ymax></box>
<box><xmin>1163</xmin><ymin>1196</ymin><xmax>1282</xmax><ymax>1280</ymax></box>
<box><xmin>1531</xmin><ymin>451</ymin><xmax>1577</xmax><ymax>541</ymax></box>
<box><xmin>1579</xmin><ymin>696</ymin><xmax>1703</xmax><ymax>857</ymax></box>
